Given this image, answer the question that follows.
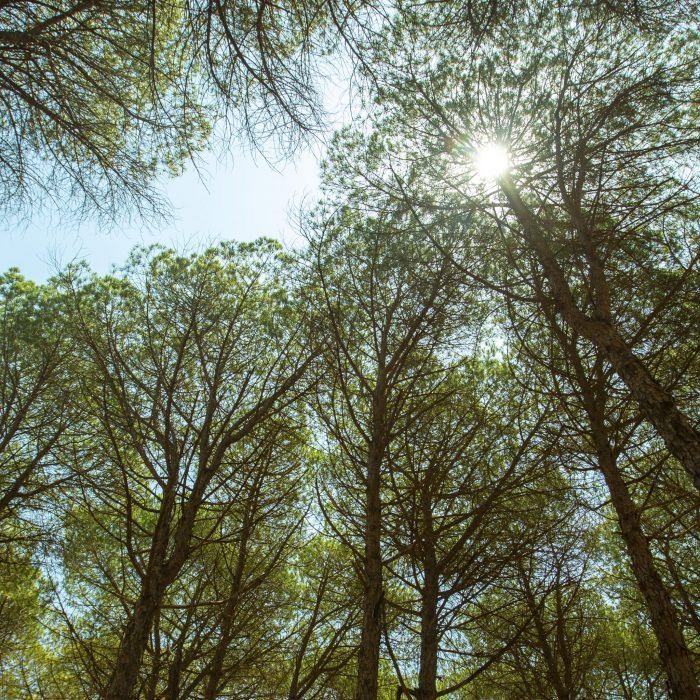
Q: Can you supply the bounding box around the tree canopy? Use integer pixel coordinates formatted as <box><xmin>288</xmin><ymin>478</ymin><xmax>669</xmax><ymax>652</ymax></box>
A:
<box><xmin>1</xmin><ymin>1</ymin><xmax>699</xmax><ymax>699</ymax></box>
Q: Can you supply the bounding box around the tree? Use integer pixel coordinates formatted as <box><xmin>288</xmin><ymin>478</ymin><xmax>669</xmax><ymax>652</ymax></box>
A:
<box><xmin>5</xmin><ymin>0</ymin><xmax>692</xmax><ymax>219</ymax></box>
<box><xmin>127</xmin><ymin>422</ymin><xmax>308</xmax><ymax>700</ymax></box>
<box><xmin>314</xmin><ymin>5</ymin><xmax>700</xmax><ymax>690</ymax></box>
<box><xmin>508</xmin><ymin>300</ymin><xmax>700</xmax><ymax>698</ymax></box>
<box><xmin>4</xmin><ymin>2</ymin><xmax>700</xmax><ymax>694</ymax></box>
<box><xmin>477</xmin><ymin>519</ymin><xmax>612</xmax><ymax>700</ymax></box>
<box><xmin>0</xmin><ymin>270</ymin><xmax>71</xmax><ymax>522</ymax></box>
<box><xmin>326</xmin><ymin>0</ymin><xmax>700</xmax><ymax>490</ymax></box>
<box><xmin>306</xmin><ymin>208</ymin><xmax>470</xmax><ymax>699</ymax></box>
<box><xmin>382</xmin><ymin>363</ymin><xmax>554</xmax><ymax>699</ymax></box>
<box><xmin>59</xmin><ymin>241</ymin><xmax>313</xmax><ymax>699</ymax></box>
<box><xmin>0</xmin><ymin>0</ymin><xmax>211</xmax><ymax>220</ymax></box>
<box><xmin>0</xmin><ymin>546</ymin><xmax>47</xmax><ymax>698</ymax></box>
<box><xmin>285</xmin><ymin>537</ymin><xmax>359</xmax><ymax>699</ymax></box>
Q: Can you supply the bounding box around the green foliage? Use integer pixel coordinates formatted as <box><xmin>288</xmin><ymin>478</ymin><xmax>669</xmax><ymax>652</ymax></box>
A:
<box><xmin>2</xmin><ymin>0</ymin><xmax>700</xmax><ymax>697</ymax></box>
<box><xmin>0</xmin><ymin>1</ymin><xmax>211</xmax><ymax>220</ymax></box>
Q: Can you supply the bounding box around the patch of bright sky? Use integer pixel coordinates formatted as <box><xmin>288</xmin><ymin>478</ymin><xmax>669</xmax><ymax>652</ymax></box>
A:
<box><xmin>1</xmin><ymin>53</ymin><xmax>365</xmax><ymax>283</ymax></box>
<box><xmin>0</xmin><ymin>144</ymin><xmax>321</xmax><ymax>283</ymax></box>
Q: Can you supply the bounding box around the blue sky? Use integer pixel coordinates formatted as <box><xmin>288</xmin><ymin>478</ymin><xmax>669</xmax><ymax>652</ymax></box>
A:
<box><xmin>1</xmin><ymin>144</ymin><xmax>321</xmax><ymax>283</ymax></box>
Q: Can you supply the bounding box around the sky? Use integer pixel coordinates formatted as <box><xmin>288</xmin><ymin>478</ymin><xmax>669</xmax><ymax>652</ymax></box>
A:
<box><xmin>0</xmin><ymin>144</ymin><xmax>321</xmax><ymax>283</ymax></box>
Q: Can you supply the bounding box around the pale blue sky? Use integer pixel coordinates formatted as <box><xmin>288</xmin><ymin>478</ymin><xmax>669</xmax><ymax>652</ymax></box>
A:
<box><xmin>1</xmin><ymin>145</ymin><xmax>321</xmax><ymax>283</ymax></box>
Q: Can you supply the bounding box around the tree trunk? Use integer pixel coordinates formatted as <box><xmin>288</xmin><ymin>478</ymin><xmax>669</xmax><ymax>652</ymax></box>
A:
<box><xmin>202</xmin><ymin>529</ymin><xmax>249</xmax><ymax>700</ymax></box>
<box><xmin>417</xmin><ymin>483</ymin><xmax>439</xmax><ymax>700</ymax></box>
<box><xmin>164</xmin><ymin>630</ymin><xmax>185</xmax><ymax>700</ymax></box>
<box><xmin>417</xmin><ymin>566</ymin><xmax>439</xmax><ymax>700</ymax></box>
<box><xmin>201</xmin><ymin>603</ymin><xmax>237</xmax><ymax>700</ymax></box>
<box><xmin>104</xmin><ymin>580</ymin><xmax>165</xmax><ymax>700</ymax></box>
<box><xmin>355</xmin><ymin>422</ymin><xmax>385</xmax><ymax>700</ymax></box>
<box><xmin>105</xmin><ymin>485</ymin><xmax>189</xmax><ymax>700</ymax></box>
<box><xmin>591</xmin><ymin>422</ymin><xmax>700</xmax><ymax>700</ymax></box>
<box><xmin>590</xmin><ymin>326</ymin><xmax>700</xmax><ymax>490</ymax></box>
<box><xmin>519</xmin><ymin>569</ymin><xmax>570</xmax><ymax>700</ymax></box>
<box><xmin>501</xmin><ymin>178</ymin><xmax>700</xmax><ymax>490</ymax></box>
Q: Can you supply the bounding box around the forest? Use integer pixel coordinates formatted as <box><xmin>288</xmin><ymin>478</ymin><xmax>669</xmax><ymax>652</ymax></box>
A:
<box><xmin>1</xmin><ymin>1</ymin><xmax>699</xmax><ymax>698</ymax></box>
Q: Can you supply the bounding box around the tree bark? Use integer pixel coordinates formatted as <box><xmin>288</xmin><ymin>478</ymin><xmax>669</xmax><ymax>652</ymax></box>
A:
<box><xmin>501</xmin><ymin>178</ymin><xmax>700</xmax><ymax>491</ymax></box>
<box><xmin>590</xmin><ymin>419</ymin><xmax>700</xmax><ymax>700</ymax></box>
<box><xmin>202</xmin><ymin>527</ymin><xmax>250</xmax><ymax>700</ymax></box>
<box><xmin>104</xmin><ymin>579</ymin><xmax>165</xmax><ymax>700</ymax></box>
<box><xmin>519</xmin><ymin>568</ymin><xmax>570</xmax><ymax>700</ymax></box>
<box><xmin>354</xmin><ymin>388</ymin><xmax>387</xmax><ymax>700</ymax></box>
<box><xmin>417</xmin><ymin>484</ymin><xmax>439</xmax><ymax>700</ymax></box>
<box><xmin>417</xmin><ymin>563</ymin><xmax>439</xmax><ymax>700</ymax></box>
<box><xmin>104</xmin><ymin>482</ymin><xmax>179</xmax><ymax>700</ymax></box>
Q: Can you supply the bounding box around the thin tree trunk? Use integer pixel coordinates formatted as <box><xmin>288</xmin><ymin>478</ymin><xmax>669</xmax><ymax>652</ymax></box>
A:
<box><xmin>590</xmin><ymin>419</ymin><xmax>700</xmax><ymax>699</ymax></box>
<box><xmin>519</xmin><ymin>569</ymin><xmax>570</xmax><ymax>700</ymax></box>
<box><xmin>417</xmin><ymin>483</ymin><xmax>439</xmax><ymax>700</ymax></box>
<box><xmin>288</xmin><ymin>570</ymin><xmax>327</xmax><ymax>700</ymax></box>
<box><xmin>104</xmin><ymin>580</ymin><xmax>165</xmax><ymax>700</ymax></box>
<box><xmin>202</xmin><ymin>529</ymin><xmax>249</xmax><ymax>700</ymax></box>
<box><xmin>144</xmin><ymin>610</ymin><xmax>161</xmax><ymax>700</ymax></box>
<box><xmin>501</xmin><ymin>178</ymin><xmax>700</xmax><ymax>490</ymax></box>
<box><xmin>105</xmin><ymin>485</ymin><xmax>192</xmax><ymax>700</ymax></box>
<box><xmin>417</xmin><ymin>564</ymin><xmax>439</xmax><ymax>700</ymax></box>
<box><xmin>355</xmin><ymin>406</ymin><xmax>386</xmax><ymax>700</ymax></box>
<box><xmin>165</xmin><ymin>629</ymin><xmax>185</xmax><ymax>700</ymax></box>
<box><xmin>201</xmin><ymin>602</ymin><xmax>238</xmax><ymax>700</ymax></box>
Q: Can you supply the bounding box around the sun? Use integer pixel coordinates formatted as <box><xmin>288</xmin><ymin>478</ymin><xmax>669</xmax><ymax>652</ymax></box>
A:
<box><xmin>473</xmin><ymin>142</ymin><xmax>511</xmax><ymax>181</ymax></box>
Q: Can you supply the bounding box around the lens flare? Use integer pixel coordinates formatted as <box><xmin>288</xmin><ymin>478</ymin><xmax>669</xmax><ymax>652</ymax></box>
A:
<box><xmin>473</xmin><ymin>143</ymin><xmax>510</xmax><ymax>180</ymax></box>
